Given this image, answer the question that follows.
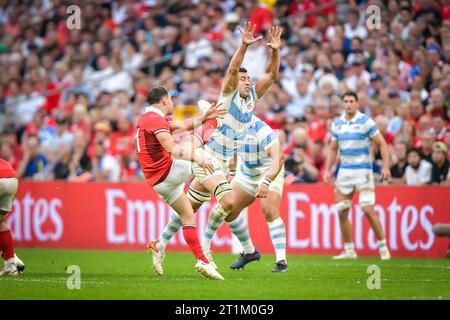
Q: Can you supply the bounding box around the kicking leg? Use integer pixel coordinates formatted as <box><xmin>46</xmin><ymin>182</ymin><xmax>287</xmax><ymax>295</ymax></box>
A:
<box><xmin>0</xmin><ymin>217</ymin><xmax>17</xmax><ymax>276</ymax></box>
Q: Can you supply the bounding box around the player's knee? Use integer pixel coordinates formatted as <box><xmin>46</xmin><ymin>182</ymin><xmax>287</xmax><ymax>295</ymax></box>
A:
<box><xmin>262</xmin><ymin>204</ymin><xmax>278</xmax><ymax>222</ymax></box>
<box><xmin>336</xmin><ymin>200</ymin><xmax>351</xmax><ymax>215</ymax></box>
<box><xmin>219</xmin><ymin>191</ymin><xmax>235</xmax><ymax>212</ymax></box>
<box><xmin>225</xmin><ymin>211</ymin><xmax>238</xmax><ymax>223</ymax></box>
<box><xmin>187</xmin><ymin>186</ymin><xmax>211</xmax><ymax>209</ymax></box>
<box><xmin>359</xmin><ymin>190</ymin><xmax>375</xmax><ymax>209</ymax></box>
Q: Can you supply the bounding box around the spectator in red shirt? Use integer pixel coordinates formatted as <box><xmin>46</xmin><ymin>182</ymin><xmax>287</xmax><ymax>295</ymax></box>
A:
<box><xmin>249</xmin><ymin>1</ymin><xmax>274</xmax><ymax>36</ymax></box>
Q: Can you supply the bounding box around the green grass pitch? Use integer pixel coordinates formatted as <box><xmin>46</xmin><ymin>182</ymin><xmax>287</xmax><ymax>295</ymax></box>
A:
<box><xmin>1</xmin><ymin>248</ymin><xmax>449</xmax><ymax>300</ymax></box>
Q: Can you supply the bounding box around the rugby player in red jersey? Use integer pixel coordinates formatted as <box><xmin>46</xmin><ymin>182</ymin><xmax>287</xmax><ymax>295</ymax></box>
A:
<box><xmin>0</xmin><ymin>158</ymin><xmax>25</xmax><ymax>276</ymax></box>
<box><xmin>136</xmin><ymin>86</ymin><xmax>225</xmax><ymax>280</ymax></box>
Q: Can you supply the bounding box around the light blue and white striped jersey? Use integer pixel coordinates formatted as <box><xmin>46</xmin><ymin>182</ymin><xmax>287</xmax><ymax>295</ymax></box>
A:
<box><xmin>331</xmin><ymin>111</ymin><xmax>379</xmax><ymax>176</ymax></box>
<box><xmin>238</xmin><ymin>116</ymin><xmax>278</xmax><ymax>179</ymax></box>
<box><xmin>205</xmin><ymin>86</ymin><xmax>259</xmax><ymax>161</ymax></box>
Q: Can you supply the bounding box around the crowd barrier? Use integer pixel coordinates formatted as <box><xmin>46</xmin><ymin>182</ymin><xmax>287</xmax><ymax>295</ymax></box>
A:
<box><xmin>6</xmin><ymin>182</ymin><xmax>450</xmax><ymax>258</ymax></box>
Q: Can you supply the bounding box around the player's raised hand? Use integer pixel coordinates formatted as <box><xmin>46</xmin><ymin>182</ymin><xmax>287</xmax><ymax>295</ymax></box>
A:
<box><xmin>266</xmin><ymin>25</ymin><xmax>283</xmax><ymax>50</ymax></box>
<box><xmin>238</xmin><ymin>21</ymin><xmax>263</xmax><ymax>45</ymax></box>
<box><xmin>255</xmin><ymin>183</ymin><xmax>268</xmax><ymax>198</ymax></box>
<box><xmin>203</xmin><ymin>101</ymin><xmax>226</xmax><ymax>121</ymax></box>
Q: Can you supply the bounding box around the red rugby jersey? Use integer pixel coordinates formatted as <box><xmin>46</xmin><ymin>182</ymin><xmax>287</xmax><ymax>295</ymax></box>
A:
<box><xmin>0</xmin><ymin>158</ymin><xmax>16</xmax><ymax>179</ymax></box>
<box><xmin>135</xmin><ymin>107</ymin><xmax>173</xmax><ymax>186</ymax></box>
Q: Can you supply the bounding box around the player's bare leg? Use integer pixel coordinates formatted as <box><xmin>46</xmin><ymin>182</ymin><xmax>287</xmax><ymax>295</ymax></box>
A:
<box><xmin>226</xmin><ymin>184</ymin><xmax>260</xmax><ymax>270</ymax></box>
<box><xmin>261</xmin><ymin>191</ymin><xmax>288</xmax><ymax>272</ymax></box>
<box><xmin>170</xmin><ymin>193</ymin><xmax>224</xmax><ymax>279</ymax></box>
<box><xmin>333</xmin><ymin>190</ymin><xmax>357</xmax><ymax>260</ymax></box>
<box><xmin>0</xmin><ymin>218</ymin><xmax>20</xmax><ymax>276</ymax></box>
<box><xmin>201</xmin><ymin>174</ymin><xmax>235</xmax><ymax>250</ymax></box>
<box><xmin>152</xmin><ymin>178</ymin><xmax>214</xmax><ymax>269</ymax></box>
<box><xmin>360</xmin><ymin>188</ymin><xmax>391</xmax><ymax>260</ymax></box>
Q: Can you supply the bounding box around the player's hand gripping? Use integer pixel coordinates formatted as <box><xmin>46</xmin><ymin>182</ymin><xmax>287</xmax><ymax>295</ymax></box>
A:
<box><xmin>266</xmin><ymin>25</ymin><xmax>283</xmax><ymax>50</ymax></box>
<box><xmin>203</xmin><ymin>101</ymin><xmax>225</xmax><ymax>121</ymax></box>
<box><xmin>238</xmin><ymin>21</ymin><xmax>263</xmax><ymax>45</ymax></box>
<box><xmin>195</xmin><ymin>154</ymin><xmax>215</xmax><ymax>175</ymax></box>
<box><xmin>255</xmin><ymin>183</ymin><xmax>268</xmax><ymax>198</ymax></box>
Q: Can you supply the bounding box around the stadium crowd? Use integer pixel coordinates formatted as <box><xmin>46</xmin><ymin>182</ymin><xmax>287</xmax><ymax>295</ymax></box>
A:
<box><xmin>0</xmin><ymin>0</ymin><xmax>449</xmax><ymax>185</ymax></box>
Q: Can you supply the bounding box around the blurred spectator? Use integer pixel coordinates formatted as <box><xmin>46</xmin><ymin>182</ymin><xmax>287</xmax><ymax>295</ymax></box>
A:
<box><xmin>430</xmin><ymin>142</ymin><xmax>450</xmax><ymax>185</ymax></box>
<box><xmin>390</xmin><ymin>141</ymin><xmax>408</xmax><ymax>184</ymax></box>
<box><xmin>53</xmin><ymin>143</ymin><xmax>73</xmax><ymax>180</ymax></box>
<box><xmin>404</xmin><ymin>149</ymin><xmax>432</xmax><ymax>186</ymax></box>
<box><xmin>0</xmin><ymin>0</ymin><xmax>448</xmax><ymax>187</ymax></box>
<box><xmin>284</xmin><ymin>157</ymin><xmax>318</xmax><ymax>184</ymax></box>
<box><xmin>418</xmin><ymin>130</ymin><xmax>436</xmax><ymax>162</ymax></box>
<box><xmin>16</xmin><ymin>134</ymin><xmax>47</xmax><ymax>180</ymax></box>
<box><xmin>92</xmin><ymin>141</ymin><xmax>120</xmax><ymax>182</ymax></box>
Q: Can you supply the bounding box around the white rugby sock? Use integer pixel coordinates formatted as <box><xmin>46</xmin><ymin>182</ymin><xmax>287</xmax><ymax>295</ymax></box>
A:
<box><xmin>202</xmin><ymin>204</ymin><xmax>227</xmax><ymax>250</ymax></box>
<box><xmin>267</xmin><ymin>217</ymin><xmax>287</xmax><ymax>263</ymax></box>
<box><xmin>344</xmin><ymin>242</ymin><xmax>355</xmax><ymax>252</ymax></box>
<box><xmin>227</xmin><ymin>215</ymin><xmax>255</xmax><ymax>254</ymax></box>
<box><xmin>159</xmin><ymin>211</ymin><xmax>182</xmax><ymax>250</ymax></box>
<box><xmin>377</xmin><ymin>239</ymin><xmax>387</xmax><ymax>250</ymax></box>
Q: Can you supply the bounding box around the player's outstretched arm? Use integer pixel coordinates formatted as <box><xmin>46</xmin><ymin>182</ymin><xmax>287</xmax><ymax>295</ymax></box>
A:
<box><xmin>156</xmin><ymin>131</ymin><xmax>214</xmax><ymax>173</ymax></box>
<box><xmin>221</xmin><ymin>21</ymin><xmax>263</xmax><ymax>95</ymax></box>
<box><xmin>255</xmin><ymin>26</ymin><xmax>282</xmax><ymax>98</ymax></box>
<box><xmin>169</xmin><ymin>101</ymin><xmax>225</xmax><ymax>132</ymax></box>
<box><xmin>371</xmin><ymin>132</ymin><xmax>391</xmax><ymax>182</ymax></box>
<box><xmin>324</xmin><ymin>139</ymin><xmax>339</xmax><ymax>185</ymax></box>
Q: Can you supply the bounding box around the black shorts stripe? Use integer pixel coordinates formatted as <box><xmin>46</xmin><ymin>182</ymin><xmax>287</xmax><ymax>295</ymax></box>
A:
<box><xmin>188</xmin><ymin>190</ymin><xmax>203</xmax><ymax>203</ymax></box>
<box><xmin>189</xmin><ymin>188</ymin><xmax>210</xmax><ymax>198</ymax></box>
<box><xmin>214</xmin><ymin>186</ymin><xmax>232</xmax><ymax>198</ymax></box>
<box><xmin>213</xmin><ymin>182</ymin><xmax>228</xmax><ymax>196</ymax></box>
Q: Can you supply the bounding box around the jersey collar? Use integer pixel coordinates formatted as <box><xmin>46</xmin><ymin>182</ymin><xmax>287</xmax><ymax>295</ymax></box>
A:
<box><xmin>341</xmin><ymin>111</ymin><xmax>362</xmax><ymax>124</ymax></box>
<box><xmin>145</xmin><ymin>106</ymin><xmax>165</xmax><ymax>117</ymax></box>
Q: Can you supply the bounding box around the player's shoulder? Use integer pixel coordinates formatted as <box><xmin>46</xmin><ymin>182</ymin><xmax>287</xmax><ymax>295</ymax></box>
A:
<box><xmin>251</xmin><ymin>115</ymin><xmax>270</xmax><ymax>132</ymax></box>
<box><xmin>138</xmin><ymin>109</ymin><xmax>168</xmax><ymax>130</ymax></box>
<box><xmin>332</xmin><ymin>116</ymin><xmax>345</xmax><ymax>128</ymax></box>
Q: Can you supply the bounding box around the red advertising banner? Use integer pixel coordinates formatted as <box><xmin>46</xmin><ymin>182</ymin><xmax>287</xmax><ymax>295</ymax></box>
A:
<box><xmin>6</xmin><ymin>182</ymin><xmax>450</xmax><ymax>258</ymax></box>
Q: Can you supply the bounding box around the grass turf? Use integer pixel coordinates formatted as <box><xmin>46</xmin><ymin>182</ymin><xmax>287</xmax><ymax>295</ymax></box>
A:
<box><xmin>0</xmin><ymin>248</ymin><xmax>449</xmax><ymax>300</ymax></box>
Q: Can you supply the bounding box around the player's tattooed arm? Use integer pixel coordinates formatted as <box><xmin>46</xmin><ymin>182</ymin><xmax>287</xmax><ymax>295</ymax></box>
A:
<box><xmin>255</xmin><ymin>26</ymin><xmax>282</xmax><ymax>98</ymax></box>
<box><xmin>222</xmin><ymin>21</ymin><xmax>262</xmax><ymax>95</ymax></box>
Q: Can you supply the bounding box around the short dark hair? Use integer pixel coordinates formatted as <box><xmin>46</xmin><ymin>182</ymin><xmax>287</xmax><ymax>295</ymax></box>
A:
<box><xmin>407</xmin><ymin>148</ymin><xmax>422</xmax><ymax>158</ymax></box>
<box><xmin>341</xmin><ymin>91</ymin><xmax>358</xmax><ymax>101</ymax></box>
<box><xmin>148</xmin><ymin>86</ymin><xmax>169</xmax><ymax>105</ymax></box>
<box><xmin>239</xmin><ymin>67</ymin><xmax>248</xmax><ymax>73</ymax></box>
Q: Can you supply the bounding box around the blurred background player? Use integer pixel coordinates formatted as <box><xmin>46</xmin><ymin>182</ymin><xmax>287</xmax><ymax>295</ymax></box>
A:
<box><xmin>0</xmin><ymin>158</ymin><xmax>25</xmax><ymax>276</ymax></box>
<box><xmin>324</xmin><ymin>92</ymin><xmax>391</xmax><ymax>260</ymax></box>
<box><xmin>136</xmin><ymin>86</ymin><xmax>225</xmax><ymax>280</ymax></box>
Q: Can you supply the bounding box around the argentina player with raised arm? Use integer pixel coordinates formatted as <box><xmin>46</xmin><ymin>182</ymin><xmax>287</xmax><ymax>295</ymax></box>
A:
<box><xmin>324</xmin><ymin>92</ymin><xmax>391</xmax><ymax>260</ymax></box>
<box><xmin>146</xmin><ymin>23</ymin><xmax>283</xmax><ymax>274</ymax></box>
